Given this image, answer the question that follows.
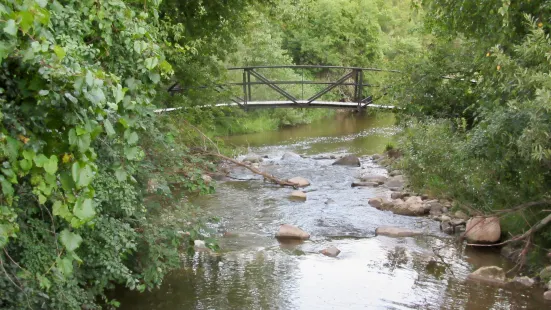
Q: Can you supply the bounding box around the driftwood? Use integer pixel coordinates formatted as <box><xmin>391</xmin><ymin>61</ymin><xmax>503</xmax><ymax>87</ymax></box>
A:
<box><xmin>206</xmin><ymin>153</ymin><xmax>298</xmax><ymax>188</ymax></box>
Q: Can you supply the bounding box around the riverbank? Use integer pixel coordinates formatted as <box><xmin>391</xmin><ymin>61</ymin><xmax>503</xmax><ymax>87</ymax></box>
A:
<box><xmin>371</xmin><ymin>149</ymin><xmax>551</xmax><ymax>300</ymax></box>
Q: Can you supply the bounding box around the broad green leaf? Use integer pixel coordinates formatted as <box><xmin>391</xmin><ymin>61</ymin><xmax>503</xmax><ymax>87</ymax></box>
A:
<box><xmin>18</xmin><ymin>11</ymin><xmax>34</xmax><ymax>33</ymax></box>
<box><xmin>113</xmin><ymin>85</ymin><xmax>125</xmax><ymax>103</ymax></box>
<box><xmin>73</xmin><ymin>198</ymin><xmax>95</xmax><ymax>220</ymax></box>
<box><xmin>85</xmin><ymin>71</ymin><xmax>94</xmax><ymax>87</ymax></box>
<box><xmin>52</xmin><ymin>201</ymin><xmax>72</xmax><ymax>221</ymax></box>
<box><xmin>76</xmin><ymin>133</ymin><xmax>91</xmax><ymax>153</ymax></box>
<box><xmin>59</xmin><ymin>229</ymin><xmax>82</xmax><ymax>252</ymax></box>
<box><xmin>114</xmin><ymin>167</ymin><xmax>127</xmax><ymax>182</ymax></box>
<box><xmin>38</xmin><ymin>194</ymin><xmax>47</xmax><ymax>204</ymax></box>
<box><xmin>43</xmin><ymin>155</ymin><xmax>58</xmax><ymax>175</ymax></box>
<box><xmin>34</xmin><ymin>154</ymin><xmax>49</xmax><ymax>167</ymax></box>
<box><xmin>144</xmin><ymin>57</ymin><xmax>158</xmax><ymax>70</ymax></box>
<box><xmin>0</xmin><ymin>176</ymin><xmax>14</xmax><ymax>197</ymax></box>
<box><xmin>37</xmin><ymin>274</ymin><xmax>51</xmax><ymax>290</ymax></box>
<box><xmin>56</xmin><ymin>256</ymin><xmax>73</xmax><ymax>277</ymax></box>
<box><xmin>38</xmin><ymin>90</ymin><xmax>49</xmax><ymax>96</ymax></box>
<box><xmin>149</xmin><ymin>72</ymin><xmax>160</xmax><ymax>84</ymax></box>
<box><xmin>53</xmin><ymin>45</ymin><xmax>66</xmax><ymax>60</ymax></box>
<box><xmin>104</xmin><ymin>119</ymin><xmax>115</xmax><ymax>136</ymax></box>
<box><xmin>59</xmin><ymin>171</ymin><xmax>75</xmax><ymax>191</ymax></box>
<box><xmin>75</xmin><ymin>127</ymin><xmax>87</xmax><ymax>136</ymax></box>
<box><xmin>3</xmin><ymin>20</ymin><xmax>17</xmax><ymax>36</ymax></box>
<box><xmin>19</xmin><ymin>158</ymin><xmax>32</xmax><ymax>171</ymax></box>
<box><xmin>72</xmin><ymin>162</ymin><xmax>94</xmax><ymax>188</ymax></box>
<box><xmin>22</xmin><ymin>149</ymin><xmax>35</xmax><ymax>160</ymax></box>
<box><xmin>124</xmin><ymin>146</ymin><xmax>139</xmax><ymax>160</ymax></box>
<box><xmin>4</xmin><ymin>137</ymin><xmax>20</xmax><ymax>161</ymax></box>
<box><xmin>127</xmin><ymin>132</ymin><xmax>139</xmax><ymax>145</ymax></box>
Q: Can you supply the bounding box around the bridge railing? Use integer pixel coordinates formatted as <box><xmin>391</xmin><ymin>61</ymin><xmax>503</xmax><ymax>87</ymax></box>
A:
<box><xmin>225</xmin><ymin>65</ymin><xmax>400</xmax><ymax>109</ymax></box>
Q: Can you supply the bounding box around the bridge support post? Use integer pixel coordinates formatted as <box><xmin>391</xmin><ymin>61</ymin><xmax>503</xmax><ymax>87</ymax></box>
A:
<box><xmin>357</xmin><ymin>70</ymin><xmax>364</xmax><ymax>111</ymax></box>
<box><xmin>242</xmin><ymin>70</ymin><xmax>248</xmax><ymax>110</ymax></box>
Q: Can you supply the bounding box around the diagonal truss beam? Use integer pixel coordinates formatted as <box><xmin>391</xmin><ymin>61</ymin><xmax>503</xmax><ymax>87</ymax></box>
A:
<box><xmin>306</xmin><ymin>70</ymin><xmax>356</xmax><ymax>104</ymax></box>
<box><xmin>248</xmin><ymin>69</ymin><xmax>298</xmax><ymax>104</ymax></box>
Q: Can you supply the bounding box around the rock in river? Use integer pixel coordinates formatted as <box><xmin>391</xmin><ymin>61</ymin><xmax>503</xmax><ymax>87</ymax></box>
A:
<box><xmin>290</xmin><ymin>190</ymin><xmax>307</xmax><ymax>200</ymax></box>
<box><xmin>465</xmin><ymin>216</ymin><xmax>501</xmax><ymax>244</ymax></box>
<box><xmin>243</xmin><ymin>153</ymin><xmax>263</xmax><ymax>163</ymax></box>
<box><xmin>360</xmin><ymin>174</ymin><xmax>388</xmax><ymax>184</ymax></box>
<box><xmin>351</xmin><ymin>182</ymin><xmax>379</xmax><ymax>188</ymax></box>
<box><xmin>320</xmin><ymin>246</ymin><xmax>341</xmax><ymax>257</ymax></box>
<box><xmin>332</xmin><ymin>155</ymin><xmax>361</xmax><ymax>167</ymax></box>
<box><xmin>288</xmin><ymin>177</ymin><xmax>310</xmax><ymax>187</ymax></box>
<box><xmin>281</xmin><ymin>152</ymin><xmax>302</xmax><ymax>161</ymax></box>
<box><xmin>510</xmin><ymin>276</ymin><xmax>536</xmax><ymax>288</ymax></box>
<box><xmin>275</xmin><ymin>224</ymin><xmax>310</xmax><ymax>240</ymax></box>
<box><xmin>385</xmin><ymin>175</ymin><xmax>405</xmax><ymax>190</ymax></box>
<box><xmin>375</xmin><ymin>226</ymin><xmax>422</xmax><ymax>238</ymax></box>
<box><xmin>468</xmin><ymin>266</ymin><xmax>506</xmax><ymax>284</ymax></box>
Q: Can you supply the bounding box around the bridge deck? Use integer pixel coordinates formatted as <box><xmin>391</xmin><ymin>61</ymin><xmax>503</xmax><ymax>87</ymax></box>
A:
<box><xmin>154</xmin><ymin>101</ymin><xmax>396</xmax><ymax>113</ymax></box>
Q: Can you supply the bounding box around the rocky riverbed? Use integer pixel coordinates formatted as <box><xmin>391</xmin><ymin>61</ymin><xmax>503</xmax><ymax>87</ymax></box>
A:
<box><xmin>115</xmin><ymin>113</ymin><xmax>550</xmax><ymax>309</ymax></box>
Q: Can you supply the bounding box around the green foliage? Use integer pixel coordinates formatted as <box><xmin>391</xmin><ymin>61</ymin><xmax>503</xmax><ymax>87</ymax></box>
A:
<box><xmin>0</xmin><ymin>0</ymin><xmax>229</xmax><ymax>308</ymax></box>
<box><xmin>396</xmin><ymin>1</ymin><xmax>551</xmax><ymax>246</ymax></box>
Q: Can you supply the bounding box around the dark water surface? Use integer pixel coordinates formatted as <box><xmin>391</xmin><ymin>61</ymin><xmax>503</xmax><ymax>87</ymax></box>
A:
<box><xmin>117</xmin><ymin>113</ymin><xmax>547</xmax><ymax>309</ymax></box>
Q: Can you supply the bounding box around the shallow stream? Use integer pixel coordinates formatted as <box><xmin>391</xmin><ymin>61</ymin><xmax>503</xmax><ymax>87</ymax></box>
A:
<box><xmin>117</xmin><ymin>113</ymin><xmax>547</xmax><ymax>309</ymax></box>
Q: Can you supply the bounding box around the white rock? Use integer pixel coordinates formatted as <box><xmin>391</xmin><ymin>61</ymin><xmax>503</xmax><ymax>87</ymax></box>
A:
<box><xmin>194</xmin><ymin>240</ymin><xmax>207</xmax><ymax>249</ymax></box>
<box><xmin>468</xmin><ymin>266</ymin><xmax>506</xmax><ymax>284</ymax></box>
<box><xmin>465</xmin><ymin>217</ymin><xmax>501</xmax><ymax>243</ymax></box>
<box><xmin>290</xmin><ymin>190</ymin><xmax>307</xmax><ymax>200</ymax></box>
<box><xmin>288</xmin><ymin>177</ymin><xmax>310</xmax><ymax>187</ymax></box>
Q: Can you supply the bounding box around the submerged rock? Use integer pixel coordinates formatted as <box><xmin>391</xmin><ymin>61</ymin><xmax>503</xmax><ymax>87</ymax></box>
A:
<box><xmin>375</xmin><ymin>226</ymin><xmax>422</xmax><ymax>238</ymax></box>
<box><xmin>332</xmin><ymin>155</ymin><xmax>361</xmax><ymax>166</ymax></box>
<box><xmin>281</xmin><ymin>152</ymin><xmax>302</xmax><ymax>161</ymax></box>
<box><xmin>288</xmin><ymin>177</ymin><xmax>310</xmax><ymax>187</ymax></box>
<box><xmin>290</xmin><ymin>190</ymin><xmax>307</xmax><ymax>200</ymax></box>
<box><xmin>243</xmin><ymin>153</ymin><xmax>263</xmax><ymax>163</ymax></box>
<box><xmin>465</xmin><ymin>217</ymin><xmax>501</xmax><ymax>244</ymax></box>
<box><xmin>544</xmin><ymin>291</ymin><xmax>551</xmax><ymax>301</ymax></box>
<box><xmin>275</xmin><ymin>224</ymin><xmax>310</xmax><ymax>240</ymax></box>
<box><xmin>510</xmin><ymin>276</ymin><xmax>536</xmax><ymax>288</ymax></box>
<box><xmin>320</xmin><ymin>246</ymin><xmax>341</xmax><ymax>257</ymax></box>
<box><xmin>468</xmin><ymin>266</ymin><xmax>506</xmax><ymax>284</ymax></box>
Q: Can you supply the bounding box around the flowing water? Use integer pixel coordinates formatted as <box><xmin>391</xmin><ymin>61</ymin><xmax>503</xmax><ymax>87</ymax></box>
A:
<box><xmin>117</xmin><ymin>112</ymin><xmax>548</xmax><ymax>309</ymax></box>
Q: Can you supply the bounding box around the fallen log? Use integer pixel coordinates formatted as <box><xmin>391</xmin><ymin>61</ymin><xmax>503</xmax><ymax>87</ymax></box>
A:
<box><xmin>206</xmin><ymin>153</ymin><xmax>297</xmax><ymax>188</ymax></box>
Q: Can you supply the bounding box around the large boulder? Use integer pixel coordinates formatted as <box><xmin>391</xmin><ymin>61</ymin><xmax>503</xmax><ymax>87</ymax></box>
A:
<box><xmin>375</xmin><ymin>226</ymin><xmax>422</xmax><ymax>238</ymax></box>
<box><xmin>465</xmin><ymin>217</ymin><xmax>501</xmax><ymax>243</ymax></box>
<box><xmin>281</xmin><ymin>152</ymin><xmax>302</xmax><ymax>161</ymax></box>
<box><xmin>360</xmin><ymin>174</ymin><xmax>388</xmax><ymax>184</ymax></box>
<box><xmin>468</xmin><ymin>266</ymin><xmax>506</xmax><ymax>284</ymax></box>
<box><xmin>332</xmin><ymin>155</ymin><xmax>361</xmax><ymax>167</ymax></box>
<box><xmin>243</xmin><ymin>153</ymin><xmax>263</xmax><ymax>163</ymax></box>
<box><xmin>275</xmin><ymin>224</ymin><xmax>310</xmax><ymax>240</ymax></box>
<box><xmin>320</xmin><ymin>246</ymin><xmax>341</xmax><ymax>257</ymax></box>
<box><xmin>290</xmin><ymin>190</ymin><xmax>307</xmax><ymax>200</ymax></box>
<box><xmin>288</xmin><ymin>177</ymin><xmax>310</xmax><ymax>187</ymax></box>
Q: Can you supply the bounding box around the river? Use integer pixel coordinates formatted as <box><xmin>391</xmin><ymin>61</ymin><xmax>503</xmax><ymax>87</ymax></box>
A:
<box><xmin>116</xmin><ymin>112</ymin><xmax>547</xmax><ymax>309</ymax></box>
